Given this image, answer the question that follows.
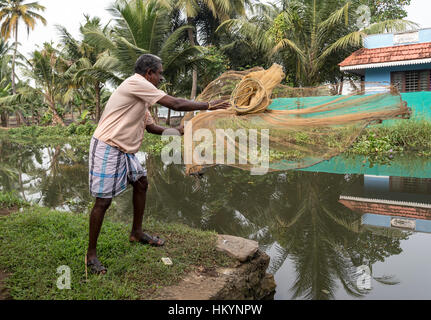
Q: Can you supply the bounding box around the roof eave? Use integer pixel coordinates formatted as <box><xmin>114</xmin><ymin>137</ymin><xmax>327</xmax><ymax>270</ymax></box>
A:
<box><xmin>340</xmin><ymin>57</ymin><xmax>431</xmax><ymax>72</ymax></box>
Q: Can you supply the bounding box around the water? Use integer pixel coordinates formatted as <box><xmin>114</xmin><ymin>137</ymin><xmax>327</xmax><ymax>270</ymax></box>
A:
<box><xmin>1</xmin><ymin>138</ymin><xmax>430</xmax><ymax>300</ymax></box>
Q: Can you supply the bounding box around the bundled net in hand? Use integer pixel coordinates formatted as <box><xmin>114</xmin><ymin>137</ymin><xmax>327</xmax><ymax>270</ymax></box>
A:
<box><xmin>183</xmin><ymin>64</ymin><xmax>410</xmax><ymax>175</ymax></box>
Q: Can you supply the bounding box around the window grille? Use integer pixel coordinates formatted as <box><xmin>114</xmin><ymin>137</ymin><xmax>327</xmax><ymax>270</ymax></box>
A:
<box><xmin>391</xmin><ymin>70</ymin><xmax>431</xmax><ymax>92</ymax></box>
<box><xmin>405</xmin><ymin>71</ymin><xmax>419</xmax><ymax>92</ymax></box>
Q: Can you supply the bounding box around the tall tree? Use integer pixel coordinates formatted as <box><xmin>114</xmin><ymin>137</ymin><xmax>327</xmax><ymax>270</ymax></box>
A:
<box><xmin>58</xmin><ymin>16</ymin><xmax>122</xmax><ymax>123</ymax></box>
<box><xmin>175</xmin><ymin>0</ymin><xmax>250</xmax><ymax>99</ymax></box>
<box><xmin>220</xmin><ymin>0</ymin><xmax>417</xmax><ymax>86</ymax></box>
<box><xmin>0</xmin><ymin>38</ymin><xmax>12</xmax><ymax>126</ymax></box>
<box><xmin>0</xmin><ymin>0</ymin><xmax>47</xmax><ymax>125</ymax></box>
<box><xmin>0</xmin><ymin>43</ymin><xmax>68</xmax><ymax>126</ymax></box>
<box><xmin>84</xmin><ymin>0</ymin><xmax>206</xmax><ymax>120</ymax></box>
<box><xmin>0</xmin><ymin>0</ymin><xmax>46</xmax><ymax>94</ymax></box>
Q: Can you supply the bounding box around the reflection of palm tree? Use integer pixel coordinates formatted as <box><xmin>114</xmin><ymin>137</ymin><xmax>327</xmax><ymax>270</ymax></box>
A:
<box><xmin>0</xmin><ymin>141</ymin><xmax>41</xmax><ymax>199</ymax></box>
<box><xmin>37</xmin><ymin>144</ymin><xmax>91</xmax><ymax>209</ymax></box>
<box><xmin>268</xmin><ymin>173</ymin><xmax>406</xmax><ymax>299</ymax></box>
<box><xmin>0</xmin><ymin>141</ymin><xmax>92</xmax><ymax>209</ymax></box>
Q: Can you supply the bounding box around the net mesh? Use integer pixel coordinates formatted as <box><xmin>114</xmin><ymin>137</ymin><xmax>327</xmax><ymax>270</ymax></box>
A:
<box><xmin>182</xmin><ymin>64</ymin><xmax>410</xmax><ymax>175</ymax></box>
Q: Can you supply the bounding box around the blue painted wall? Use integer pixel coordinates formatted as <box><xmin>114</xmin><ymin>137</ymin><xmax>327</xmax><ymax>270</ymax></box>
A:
<box><xmin>364</xmin><ymin>63</ymin><xmax>431</xmax><ymax>95</ymax></box>
<box><xmin>364</xmin><ymin>28</ymin><xmax>431</xmax><ymax>49</ymax></box>
<box><xmin>365</xmin><ymin>33</ymin><xmax>394</xmax><ymax>49</ymax></box>
<box><xmin>365</xmin><ymin>63</ymin><xmax>431</xmax><ymax>85</ymax></box>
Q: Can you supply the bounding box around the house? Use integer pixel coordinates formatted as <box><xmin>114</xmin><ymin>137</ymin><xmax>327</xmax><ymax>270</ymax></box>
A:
<box><xmin>339</xmin><ymin>29</ymin><xmax>431</xmax><ymax>120</ymax></box>
<box><xmin>339</xmin><ymin>175</ymin><xmax>431</xmax><ymax>233</ymax></box>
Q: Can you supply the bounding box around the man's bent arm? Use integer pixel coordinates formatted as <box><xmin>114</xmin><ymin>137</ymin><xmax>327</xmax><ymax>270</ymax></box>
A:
<box><xmin>157</xmin><ymin>95</ymin><xmax>209</xmax><ymax>112</ymax></box>
<box><xmin>146</xmin><ymin>123</ymin><xmax>184</xmax><ymax>136</ymax></box>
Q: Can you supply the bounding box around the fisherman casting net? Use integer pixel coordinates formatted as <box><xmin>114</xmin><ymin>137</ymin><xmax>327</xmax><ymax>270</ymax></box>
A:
<box><xmin>181</xmin><ymin>64</ymin><xmax>410</xmax><ymax>175</ymax></box>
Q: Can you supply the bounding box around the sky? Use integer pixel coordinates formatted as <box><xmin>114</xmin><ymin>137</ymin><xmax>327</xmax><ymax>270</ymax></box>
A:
<box><xmin>14</xmin><ymin>0</ymin><xmax>431</xmax><ymax>59</ymax></box>
<box><xmin>19</xmin><ymin>0</ymin><xmax>113</xmax><ymax>57</ymax></box>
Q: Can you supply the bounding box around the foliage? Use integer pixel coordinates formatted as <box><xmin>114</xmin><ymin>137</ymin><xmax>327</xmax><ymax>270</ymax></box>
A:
<box><xmin>0</xmin><ymin>0</ymin><xmax>47</xmax><ymax>99</ymax></box>
<box><xmin>363</xmin><ymin>0</ymin><xmax>412</xmax><ymax>22</ymax></box>
<box><xmin>348</xmin><ymin>120</ymin><xmax>431</xmax><ymax>164</ymax></box>
<box><xmin>0</xmin><ymin>190</ymin><xmax>27</xmax><ymax>208</ymax></box>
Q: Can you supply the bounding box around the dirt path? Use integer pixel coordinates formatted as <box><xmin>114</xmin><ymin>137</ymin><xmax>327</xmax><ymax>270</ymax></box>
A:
<box><xmin>0</xmin><ymin>206</ymin><xmax>17</xmax><ymax>216</ymax></box>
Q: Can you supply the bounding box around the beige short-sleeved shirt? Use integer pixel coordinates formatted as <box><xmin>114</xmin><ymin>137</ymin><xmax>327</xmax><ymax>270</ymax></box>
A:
<box><xmin>93</xmin><ymin>74</ymin><xmax>166</xmax><ymax>154</ymax></box>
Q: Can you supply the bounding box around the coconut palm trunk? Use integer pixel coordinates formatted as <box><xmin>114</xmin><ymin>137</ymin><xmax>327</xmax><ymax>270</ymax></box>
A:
<box><xmin>166</xmin><ymin>108</ymin><xmax>171</xmax><ymax>126</ymax></box>
<box><xmin>12</xmin><ymin>24</ymin><xmax>27</xmax><ymax>126</ymax></box>
<box><xmin>95</xmin><ymin>83</ymin><xmax>101</xmax><ymax>123</ymax></box>
<box><xmin>1</xmin><ymin>112</ymin><xmax>7</xmax><ymax>127</ymax></box>
<box><xmin>46</xmin><ymin>95</ymin><xmax>65</xmax><ymax>126</ymax></box>
<box><xmin>11</xmin><ymin>23</ymin><xmax>17</xmax><ymax>95</ymax></box>
<box><xmin>187</xmin><ymin>18</ymin><xmax>198</xmax><ymax>100</ymax></box>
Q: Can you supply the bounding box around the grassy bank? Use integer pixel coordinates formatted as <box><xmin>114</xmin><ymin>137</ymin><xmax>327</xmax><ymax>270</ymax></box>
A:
<box><xmin>0</xmin><ymin>123</ymin><xmax>167</xmax><ymax>154</ymax></box>
<box><xmin>0</xmin><ymin>207</ymin><xmax>235</xmax><ymax>300</ymax></box>
<box><xmin>347</xmin><ymin>120</ymin><xmax>431</xmax><ymax>164</ymax></box>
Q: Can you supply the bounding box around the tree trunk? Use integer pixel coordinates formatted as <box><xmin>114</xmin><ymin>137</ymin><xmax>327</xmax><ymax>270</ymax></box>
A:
<box><xmin>187</xmin><ymin>19</ymin><xmax>198</xmax><ymax>100</ymax></box>
<box><xmin>12</xmin><ymin>25</ymin><xmax>17</xmax><ymax>95</ymax></box>
<box><xmin>166</xmin><ymin>108</ymin><xmax>171</xmax><ymax>126</ymax></box>
<box><xmin>95</xmin><ymin>83</ymin><xmax>101</xmax><ymax>123</ymax></box>
<box><xmin>1</xmin><ymin>112</ymin><xmax>8</xmax><ymax>127</ymax></box>
<box><xmin>48</xmin><ymin>98</ymin><xmax>65</xmax><ymax>126</ymax></box>
<box><xmin>361</xmin><ymin>76</ymin><xmax>365</xmax><ymax>95</ymax></box>
<box><xmin>11</xmin><ymin>25</ymin><xmax>28</xmax><ymax>127</ymax></box>
<box><xmin>338</xmin><ymin>75</ymin><xmax>344</xmax><ymax>95</ymax></box>
<box><xmin>70</xmin><ymin>103</ymin><xmax>74</xmax><ymax>122</ymax></box>
<box><xmin>150</xmin><ymin>105</ymin><xmax>159</xmax><ymax>125</ymax></box>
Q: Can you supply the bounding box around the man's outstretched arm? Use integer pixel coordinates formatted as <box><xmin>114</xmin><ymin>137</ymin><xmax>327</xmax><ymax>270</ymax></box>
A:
<box><xmin>158</xmin><ymin>95</ymin><xmax>230</xmax><ymax>112</ymax></box>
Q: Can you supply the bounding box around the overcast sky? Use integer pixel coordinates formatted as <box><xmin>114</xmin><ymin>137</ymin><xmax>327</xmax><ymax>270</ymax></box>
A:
<box><xmin>15</xmin><ymin>0</ymin><xmax>431</xmax><ymax>59</ymax></box>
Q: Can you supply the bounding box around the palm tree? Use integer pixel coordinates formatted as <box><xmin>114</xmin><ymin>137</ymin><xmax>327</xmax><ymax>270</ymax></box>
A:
<box><xmin>0</xmin><ymin>0</ymin><xmax>46</xmax><ymax>125</ymax></box>
<box><xmin>0</xmin><ymin>43</ymin><xmax>69</xmax><ymax>126</ymax></box>
<box><xmin>58</xmin><ymin>16</ymin><xmax>122</xmax><ymax>123</ymax></box>
<box><xmin>0</xmin><ymin>38</ymin><xmax>12</xmax><ymax>126</ymax></box>
<box><xmin>175</xmin><ymin>0</ymin><xmax>250</xmax><ymax>99</ymax></box>
<box><xmin>219</xmin><ymin>0</ymin><xmax>417</xmax><ymax>86</ymax></box>
<box><xmin>0</xmin><ymin>0</ymin><xmax>46</xmax><ymax>93</ymax></box>
<box><xmin>84</xmin><ymin>0</ymin><xmax>206</xmax><ymax>120</ymax></box>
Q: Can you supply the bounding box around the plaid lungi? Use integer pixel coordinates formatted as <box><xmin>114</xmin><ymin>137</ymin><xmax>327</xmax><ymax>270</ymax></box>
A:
<box><xmin>89</xmin><ymin>136</ymin><xmax>146</xmax><ymax>198</ymax></box>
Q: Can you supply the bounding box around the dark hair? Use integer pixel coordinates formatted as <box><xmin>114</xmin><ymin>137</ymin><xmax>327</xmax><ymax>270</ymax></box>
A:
<box><xmin>134</xmin><ymin>54</ymin><xmax>162</xmax><ymax>76</ymax></box>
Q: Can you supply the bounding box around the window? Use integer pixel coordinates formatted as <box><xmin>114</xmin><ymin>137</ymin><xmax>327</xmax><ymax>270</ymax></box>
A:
<box><xmin>391</xmin><ymin>70</ymin><xmax>431</xmax><ymax>92</ymax></box>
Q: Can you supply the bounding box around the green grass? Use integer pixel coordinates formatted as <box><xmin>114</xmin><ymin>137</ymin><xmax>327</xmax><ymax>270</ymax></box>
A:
<box><xmin>0</xmin><ymin>124</ymin><xmax>169</xmax><ymax>155</ymax></box>
<box><xmin>0</xmin><ymin>191</ymin><xmax>27</xmax><ymax>209</ymax></box>
<box><xmin>347</xmin><ymin>120</ymin><xmax>431</xmax><ymax>163</ymax></box>
<box><xmin>0</xmin><ymin>207</ymin><xmax>235</xmax><ymax>300</ymax></box>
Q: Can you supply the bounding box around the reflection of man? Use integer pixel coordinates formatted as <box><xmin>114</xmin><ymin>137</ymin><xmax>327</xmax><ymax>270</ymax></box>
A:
<box><xmin>86</xmin><ymin>54</ymin><xmax>229</xmax><ymax>275</ymax></box>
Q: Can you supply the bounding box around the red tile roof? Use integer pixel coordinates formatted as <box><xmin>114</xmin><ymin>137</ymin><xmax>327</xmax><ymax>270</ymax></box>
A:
<box><xmin>339</xmin><ymin>199</ymin><xmax>431</xmax><ymax>220</ymax></box>
<box><xmin>339</xmin><ymin>42</ymin><xmax>431</xmax><ymax>67</ymax></box>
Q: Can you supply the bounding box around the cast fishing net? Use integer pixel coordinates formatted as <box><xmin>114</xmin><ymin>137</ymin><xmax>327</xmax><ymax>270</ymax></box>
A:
<box><xmin>182</xmin><ymin>64</ymin><xmax>410</xmax><ymax>175</ymax></box>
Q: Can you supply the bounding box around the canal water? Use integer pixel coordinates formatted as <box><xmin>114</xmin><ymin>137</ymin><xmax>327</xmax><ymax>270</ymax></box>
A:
<box><xmin>0</xmin><ymin>139</ymin><xmax>430</xmax><ymax>300</ymax></box>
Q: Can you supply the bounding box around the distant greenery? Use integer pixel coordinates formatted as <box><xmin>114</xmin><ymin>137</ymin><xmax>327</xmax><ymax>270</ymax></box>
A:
<box><xmin>0</xmin><ymin>0</ymin><xmax>415</xmax><ymax>127</ymax></box>
<box><xmin>0</xmin><ymin>124</ymin><xmax>168</xmax><ymax>154</ymax></box>
<box><xmin>0</xmin><ymin>207</ymin><xmax>235</xmax><ymax>300</ymax></box>
<box><xmin>0</xmin><ymin>191</ymin><xmax>27</xmax><ymax>208</ymax></box>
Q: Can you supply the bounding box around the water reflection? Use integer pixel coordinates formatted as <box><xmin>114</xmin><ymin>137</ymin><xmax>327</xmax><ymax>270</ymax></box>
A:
<box><xmin>0</xmin><ymin>139</ymin><xmax>429</xmax><ymax>300</ymax></box>
<box><xmin>0</xmin><ymin>140</ymin><xmax>92</xmax><ymax>211</ymax></box>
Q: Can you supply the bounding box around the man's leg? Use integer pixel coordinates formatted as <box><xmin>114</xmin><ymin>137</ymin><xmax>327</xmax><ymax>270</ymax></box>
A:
<box><xmin>129</xmin><ymin>176</ymin><xmax>149</xmax><ymax>240</ymax></box>
<box><xmin>87</xmin><ymin>197</ymin><xmax>112</xmax><ymax>264</ymax></box>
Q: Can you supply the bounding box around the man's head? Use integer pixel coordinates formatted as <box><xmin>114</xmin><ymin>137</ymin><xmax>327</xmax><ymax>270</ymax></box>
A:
<box><xmin>135</xmin><ymin>54</ymin><xmax>165</xmax><ymax>87</ymax></box>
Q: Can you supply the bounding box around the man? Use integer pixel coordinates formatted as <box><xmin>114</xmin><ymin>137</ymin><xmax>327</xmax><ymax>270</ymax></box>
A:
<box><xmin>86</xmin><ymin>54</ymin><xmax>229</xmax><ymax>274</ymax></box>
